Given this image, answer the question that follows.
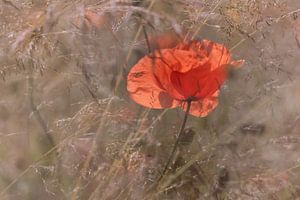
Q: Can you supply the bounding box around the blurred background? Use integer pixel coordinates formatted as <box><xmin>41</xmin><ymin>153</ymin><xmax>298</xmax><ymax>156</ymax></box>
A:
<box><xmin>0</xmin><ymin>0</ymin><xmax>300</xmax><ymax>199</ymax></box>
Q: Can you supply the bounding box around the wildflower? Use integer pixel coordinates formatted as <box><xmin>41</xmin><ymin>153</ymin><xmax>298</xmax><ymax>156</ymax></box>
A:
<box><xmin>127</xmin><ymin>40</ymin><xmax>244</xmax><ymax>117</ymax></box>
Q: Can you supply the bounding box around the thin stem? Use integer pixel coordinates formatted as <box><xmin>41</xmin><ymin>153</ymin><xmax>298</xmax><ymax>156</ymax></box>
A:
<box><xmin>28</xmin><ymin>72</ymin><xmax>56</xmax><ymax>149</ymax></box>
<box><xmin>158</xmin><ymin>100</ymin><xmax>192</xmax><ymax>181</ymax></box>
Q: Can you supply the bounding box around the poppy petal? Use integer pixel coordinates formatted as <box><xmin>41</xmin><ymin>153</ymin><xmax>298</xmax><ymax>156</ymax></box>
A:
<box><xmin>200</xmin><ymin>40</ymin><xmax>232</xmax><ymax>70</ymax></box>
<box><xmin>127</xmin><ymin>55</ymin><xmax>179</xmax><ymax>108</ymax></box>
<box><xmin>150</xmin><ymin>48</ymin><xmax>210</xmax><ymax>100</ymax></box>
<box><xmin>194</xmin><ymin>64</ymin><xmax>227</xmax><ymax>99</ymax></box>
<box><xmin>181</xmin><ymin>91</ymin><xmax>219</xmax><ymax>117</ymax></box>
<box><xmin>127</xmin><ymin>39</ymin><xmax>243</xmax><ymax>117</ymax></box>
<box><xmin>166</xmin><ymin>42</ymin><xmax>209</xmax><ymax>73</ymax></box>
<box><xmin>171</xmin><ymin>49</ymin><xmax>208</xmax><ymax>72</ymax></box>
<box><xmin>150</xmin><ymin>51</ymin><xmax>186</xmax><ymax>100</ymax></box>
<box><xmin>170</xmin><ymin>62</ymin><xmax>211</xmax><ymax>99</ymax></box>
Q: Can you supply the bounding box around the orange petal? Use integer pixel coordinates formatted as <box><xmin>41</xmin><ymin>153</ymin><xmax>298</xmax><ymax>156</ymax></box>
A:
<box><xmin>200</xmin><ymin>40</ymin><xmax>231</xmax><ymax>70</ymax></box>
<box><xmin>148</xmin><ymin>41</ymin><xmax>210</xmax><ymax>74</ymax></box>
<box><xmin>181</xmin><ymin>91</ymin><xmax>219</xmax><ymax>117</ymax></box>
<box><xmin>149</xmin><ymin>50</ymin><xmax>186</xmax><ymax>100</ymax></box>
<box><xmin>174</xmin><ymin>40</ymin><xmax>230</xmax><ymax>70</ymax></box>
<box><xmin>127</xmin><ymin>55</ymin><xmax>179</xmax><ymax>108</ymax></box>
<box><xmin>171</xmin><ymin>49</ymin><xmax>208</xmax><ymax>72</ymax></box>
<box><xmin>170</xmin><ymin>62</ymin><xmax>227</xmax><ymax>100</ymax></box>
<box><xmin>170</xmin><ymin>62</ymin><xmax>211</xmax><ymax>99</ymax></box>
<box><xmin>194</xmin><ymin>64</ymin><xmax>227</xmax><ymax>99</ymax></box>
<box><xmin>149</xmin><ymin>48</ymin><xmax>209</xmax><ymax>100</ymax></box>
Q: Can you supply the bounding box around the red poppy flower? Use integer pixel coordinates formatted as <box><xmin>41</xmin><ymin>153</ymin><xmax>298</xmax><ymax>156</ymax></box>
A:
<box><xmin>127</xmin><ymin>40</ymin><xmax>244</xmax><ymax>117</ymax></box>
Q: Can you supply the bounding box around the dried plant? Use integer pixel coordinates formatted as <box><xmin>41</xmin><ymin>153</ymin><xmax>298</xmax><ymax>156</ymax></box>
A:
<box><xmin>0</xmin><ymin>0</ymin><xmax>299</xmax><ymax>199</ymax></box>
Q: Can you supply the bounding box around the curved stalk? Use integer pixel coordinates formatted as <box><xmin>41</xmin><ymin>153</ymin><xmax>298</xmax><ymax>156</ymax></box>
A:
<box><xmin>158</xmin><ymin>100</ymin><xmax>192</xmax><ymax>181</ymax></box>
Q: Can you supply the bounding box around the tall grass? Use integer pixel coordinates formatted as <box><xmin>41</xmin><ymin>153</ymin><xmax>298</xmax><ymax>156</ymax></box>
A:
<box><xmin>0</xmin><ymin>0</ymin><xmax>299</xmax><ymax>199</ymax></box>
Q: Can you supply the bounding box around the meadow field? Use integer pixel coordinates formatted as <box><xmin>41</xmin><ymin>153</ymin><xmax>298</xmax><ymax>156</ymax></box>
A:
<box><xmin>0</xmin><ymin>0</ymin><xmax>300</xmax><ymax>199</ymax></box>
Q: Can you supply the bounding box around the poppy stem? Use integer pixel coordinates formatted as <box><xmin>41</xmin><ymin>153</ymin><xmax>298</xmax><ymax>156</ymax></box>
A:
<box><xmin>158</xmin><ymin>100</ymin><xmax>192</xmax><ymax>181</ymax></box>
